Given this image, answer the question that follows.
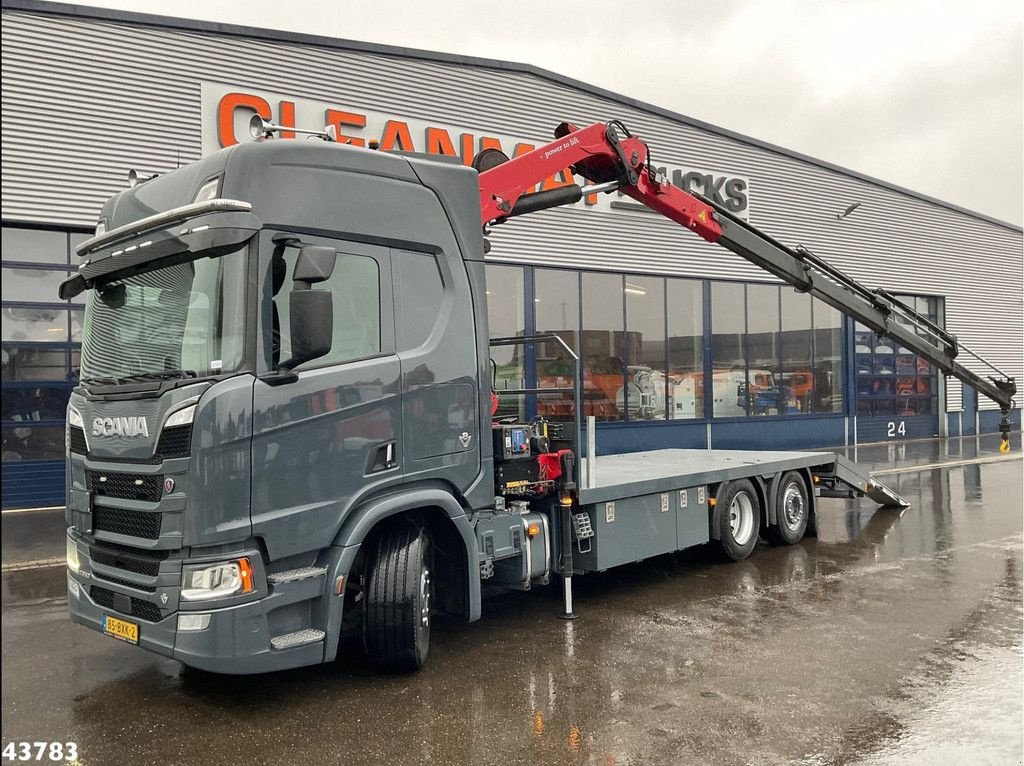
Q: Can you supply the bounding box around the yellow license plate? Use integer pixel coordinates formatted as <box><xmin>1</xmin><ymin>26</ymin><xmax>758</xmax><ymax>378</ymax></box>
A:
<box><xmin>103</xmin><ymin>614</ymin><xmax>139</xmax><ymax>644</ymax></box>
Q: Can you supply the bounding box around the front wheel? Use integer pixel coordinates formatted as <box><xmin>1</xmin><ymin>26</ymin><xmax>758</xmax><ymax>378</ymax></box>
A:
<box><xmin>363</xmin><ymin>522</ymin><xmax>433</xmax><ymax>671</ymax></box>
<box><xmin>716</xmin><ymin>479</ymin><xmax>761</xmax><ymax>561</ymax></box>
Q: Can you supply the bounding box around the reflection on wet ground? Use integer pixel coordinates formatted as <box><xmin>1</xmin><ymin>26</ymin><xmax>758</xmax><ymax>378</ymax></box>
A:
<box><xmin>2</xmin><ymin>440</ymin><xmax>1021</xmax><ymax>765</ymax></box>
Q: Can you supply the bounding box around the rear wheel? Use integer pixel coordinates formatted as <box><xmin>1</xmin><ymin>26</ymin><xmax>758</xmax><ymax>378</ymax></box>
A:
<box><xmin>716</xmin><ymin>479</ymin><xmax>760</xmax><ymax>561</ymax></box>
<box><xmin>768</xmin><ymin>472</ymin><xmax>809</xmax><ymax>545</ymax></box>
<box><xmin>363</xmin><ymin>521</ymin><xmax>433</xmax><ymax>671</ymax></box>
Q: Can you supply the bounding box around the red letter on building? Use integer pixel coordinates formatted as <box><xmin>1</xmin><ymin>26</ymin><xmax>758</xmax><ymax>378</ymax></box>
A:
<box><xmin>217</xmin><ymin>92</ymin><xmax>272</xmax><ymax>148</ymax></box>
<box><xmin>325</xmin><ymin>110</ymin><xmax>367</xmax><ymax>146</ymax></box>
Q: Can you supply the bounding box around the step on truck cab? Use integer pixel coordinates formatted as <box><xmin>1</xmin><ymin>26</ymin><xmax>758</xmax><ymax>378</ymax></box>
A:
<box><xmin>62</xmin><ymin>118</ymin><xmax>1013</xmax><ymax>674</ymax></box>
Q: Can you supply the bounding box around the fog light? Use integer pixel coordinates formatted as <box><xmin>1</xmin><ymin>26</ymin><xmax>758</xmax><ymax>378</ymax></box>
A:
<box><xmin>177</xmin><ymin>613</ymin><xmax>211</xmax><ymax>632</ymax></box>
<box><xmin>66</xmin><ymin>538</ymin><xmax>80</xmax><ymax>573</ymax></box>
<box><xmin>67</xmin><ymin>575</ymin><xmax>80</xmax><ymax>599</ymax></box>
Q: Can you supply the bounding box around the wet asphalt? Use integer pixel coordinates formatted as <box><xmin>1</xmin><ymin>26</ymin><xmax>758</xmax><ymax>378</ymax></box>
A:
<box><xmin>2</xmin><ymin>434</ymin><xmax>1022</xmax><ymax>766</ymax></box>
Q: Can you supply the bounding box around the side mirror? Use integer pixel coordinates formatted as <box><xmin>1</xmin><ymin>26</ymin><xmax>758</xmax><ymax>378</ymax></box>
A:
<box><xmin>294</xmin><ymin>245</ymin><xmax>336</xmax><ymax>285</ymax></box>
<box><xmin>280</xmin><ymin>289</ymin><xmax>332</xmax><ymax>369</ymax></box>
<box><xmin>58</xmin><ymin>273</ymin><xmax>87</xmax><ymax>301</ymax></box>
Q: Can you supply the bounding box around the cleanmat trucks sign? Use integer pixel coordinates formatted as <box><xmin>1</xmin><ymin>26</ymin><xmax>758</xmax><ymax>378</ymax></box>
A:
<box><xmin>200</xmin><ymin>82</ymin><xmax>751</xmax><ymax>218</ymax></box>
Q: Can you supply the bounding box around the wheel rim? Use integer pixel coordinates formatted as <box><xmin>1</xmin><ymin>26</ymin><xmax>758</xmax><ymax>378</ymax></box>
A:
<box><xmin>729</xmin><ymin>491</ymin><xmax>756</xmax><ymax>545</ymax></box>
<box><xmin>419</xmin><ymin>566</ymin><xmax>431</xmax><ymax>628</ymax></box>
<box><xmin>781</xmin><ymin>482</ymin><xmax>805</xmax><ymax>531</ymax></box>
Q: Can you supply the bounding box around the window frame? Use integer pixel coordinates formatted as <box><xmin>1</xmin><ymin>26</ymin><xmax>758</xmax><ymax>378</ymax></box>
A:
<box><xmin>257</xmin><ymin>230</ymin><xmax>395</xmax><ymax>376</ymax></box>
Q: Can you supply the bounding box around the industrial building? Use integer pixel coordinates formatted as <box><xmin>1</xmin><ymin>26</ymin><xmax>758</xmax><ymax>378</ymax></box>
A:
<box><xmin>2</xmin><ymin>0</ymin><xmax>1021</xmax><ymax>508</ymax></box>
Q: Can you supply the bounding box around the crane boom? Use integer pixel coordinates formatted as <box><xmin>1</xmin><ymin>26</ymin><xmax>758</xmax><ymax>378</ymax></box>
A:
<box><xmin>477</xmin><ymin>120</ymin><xmax>1017</xmax><ymax>451</ymax></box>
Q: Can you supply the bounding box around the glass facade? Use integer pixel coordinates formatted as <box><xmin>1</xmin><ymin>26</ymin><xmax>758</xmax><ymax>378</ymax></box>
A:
<box><xmin>484</xmin><ymin>264</ymin><xmax>868</xmax><ymax>426</ymax></box>
<box><xmin>2</xmin><ymin>227</ymin><xmax>86</xmax><ymax>477</ymax></box>
<box><xmin>0</xmin><ymin>233</ymin><xmax>941</xmax><ymax>506</ymax></box>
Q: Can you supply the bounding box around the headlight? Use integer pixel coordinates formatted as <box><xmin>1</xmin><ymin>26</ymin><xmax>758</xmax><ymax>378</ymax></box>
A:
<box><xmin>180</xmin><ymin>558</ymin><xmax>254</xmax><ymax>601</ymax></box>
<box><xmin>67</xmin><ymin>405</ymin><xmax>84</xmax><ymax>429</ymax></box>
<box><xmin>163</xmin><ymin>404</ymin><xmax>196</xmax><ymax>429</ymax></box>
<box><xmin>66</xmin><ymin>537</ymin><xmax>80</xmax><ymax>573</ymax></box>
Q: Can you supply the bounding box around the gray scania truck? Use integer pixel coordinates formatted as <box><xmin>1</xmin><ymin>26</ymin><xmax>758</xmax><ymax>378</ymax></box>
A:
<box><xmin>61</xmin><ymin>116</ymin><xmax>1015</xmax><ymax>674</ymax></box>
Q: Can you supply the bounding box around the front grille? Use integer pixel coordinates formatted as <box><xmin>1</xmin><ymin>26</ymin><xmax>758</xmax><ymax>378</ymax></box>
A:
<box><xmin>90</xmin><ymin>544</ymin><xmax>167</xmax><ymax>576</ymax></box>
<box><xmin>87</xmin><ymin>470</ymin><xmax>162</xmax><ymax>502</ymax></box>
<box><xmin>156</xmin><ymin>425</ymin><xmax>192</xmax><ymax>459</ymax></box>
<box><xmin>92</xmin><ymin>572</ymin><xmax>156</xmax><ymax>593</ymax></box>
<box><xmin>68</xmin><ymin>426</ymin><xmax>88</xmax><ymax>454</ymax></box>
<box><xmin>93</xmin><ymin>505</ymin><xmax>162</xmax><ymax>540</ymax></box>
<box><xmin>90</xmin><ymin>585</ymin><xmax>164</xmax><ymax>622</ymax></box>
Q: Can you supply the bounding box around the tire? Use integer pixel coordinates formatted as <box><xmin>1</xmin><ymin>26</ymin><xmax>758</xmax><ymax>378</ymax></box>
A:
<box><xmin>768</xmin><ymin>471</ymin><xmax>809</xmax><ymax>545</ymax></box>
<box><xmin>363</xmin><ymin>522</ymin><xmax>433</xmax><ymax>671</ymax></box>
<box><xmin>716</xmin><ymin>479</ymin><xmax>761</xmax><ymax>561</ymax></box>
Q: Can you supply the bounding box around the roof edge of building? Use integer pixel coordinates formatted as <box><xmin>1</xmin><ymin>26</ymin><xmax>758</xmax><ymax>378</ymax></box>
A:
<box><xmin>4</xmin><ymin>0</ymin><xmax>1022</xmax><ymax>234</ymax></box>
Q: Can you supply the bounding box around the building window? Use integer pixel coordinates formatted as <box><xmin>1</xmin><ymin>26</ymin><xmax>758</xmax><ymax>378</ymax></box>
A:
<box><xmin>1</xmin><ymin>346</ymin><xmax>69</xmax><ymax>381</ymax></box>
<box><xmin>711</xmin><ymin>282</ymin><xmax>746</xmax><ymax>417</ymax></box>
<box><xmin>485</xmin><ymin>264</ymin><xmax>525</xmax><ymax>419</ymax></box>
<box><xmin>812</xmin><ymin>299</ymin><xmax>844</xmax><ymax>413</ymax></box>
<box><xmin>667</xmin><ymin>278</ymin><xmax>704</xmax><ymax>419</ymax></box>
<box><xmin>855</xmin><ymin>295</ymin><xmax>939</xmax><ymax>418</ymax></box>
<box><xmin>710</xmin><ymin>282</ymin><xmax>846</xmax><ymax>419</ymax></box>
<box><xmin>1</xmin><ymin>227</ymin><xmax>69</xmax><ymax>265</ymax></box>
<box><xmin>624</xmin><ymin>276</ymin><xmax>666</xmax><ymax>420</ymax></box>
<box><xmin>534</xmin><ymin>269</ymin><xmax>579</xmax><ymax>422</ymax></box>
<box><xmin>2</xmin><ymin>425</ymin><xmax>66</xmax><ymax>462</ymax></box>
<box><xmin>581</xmin><ymin>272</ymin><xmax>625</xmax><ymax>422</ymax></box>
<box><xmin>1</xmin><ymin>266</ymin><xmax>73</xmax><ymax>303</ymax></box>
<box><xmin>782</xmin><ymin>292</ymin><xmax>814</xmax><ymax>414</ymax></box>
<box><xmin>745</xmin><ymin>283</ymin><xmax>782</xmax><ymax>416</ymax></box>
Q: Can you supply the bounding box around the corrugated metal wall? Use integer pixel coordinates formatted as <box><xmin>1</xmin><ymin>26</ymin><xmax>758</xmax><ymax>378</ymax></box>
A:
<box><xmin>3</xmin><ymin>7</ymin><xmax>1021</xmax><ymax>411</ymax></box>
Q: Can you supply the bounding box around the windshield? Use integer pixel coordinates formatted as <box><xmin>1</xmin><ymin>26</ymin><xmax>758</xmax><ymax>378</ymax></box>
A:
<box><xmin>79</xmin><ymin>246</ymin><xmax>248</xmax><ymax>382</ymax></box>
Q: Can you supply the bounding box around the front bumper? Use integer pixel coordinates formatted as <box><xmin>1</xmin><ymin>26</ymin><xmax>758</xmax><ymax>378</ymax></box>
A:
<box><xmin>67</xmin><ymin>531</ymin><xmax>344</xmax><ymax>674</ymax></box>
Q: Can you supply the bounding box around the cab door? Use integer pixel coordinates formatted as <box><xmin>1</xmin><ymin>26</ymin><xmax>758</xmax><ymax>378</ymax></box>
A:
<box><xmin>250</xmin><ymin>234</ymin><xmax>401</xmax><ymax>559</ymax></box>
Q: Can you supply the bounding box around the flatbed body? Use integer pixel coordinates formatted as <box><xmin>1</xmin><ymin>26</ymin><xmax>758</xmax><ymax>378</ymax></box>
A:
<box><xmin>580</xmin><ymin>448</ymin><xmax>838</xmax><ymax>504</ymax></box>
<box><xmin>570</xmin><ymin>448</ymin><xmax>880</xmax><ymax>573</ymax></box>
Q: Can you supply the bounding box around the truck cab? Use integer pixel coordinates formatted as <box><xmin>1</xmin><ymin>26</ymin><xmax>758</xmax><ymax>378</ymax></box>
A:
<box><xmin>64</xmin><ymin>139</ymin><xmax>495</xmax><ymax>672</ymax></box>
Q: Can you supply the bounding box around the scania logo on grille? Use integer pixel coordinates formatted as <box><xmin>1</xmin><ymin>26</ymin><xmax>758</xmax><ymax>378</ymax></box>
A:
<box><xmin>91</xmin><ymin>416</ymin><xmax>150</xmax><ymax>438</ymax></box>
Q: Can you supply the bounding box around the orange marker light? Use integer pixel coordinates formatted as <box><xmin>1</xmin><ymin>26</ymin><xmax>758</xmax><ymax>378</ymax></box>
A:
<box><xmin>527</xmin><ymin>524</ymin><xmax>540</xmax><ymax>539</ymax></box>
<box><xmin>335</xmin><ymin>574</ymin><xmax>346</xmax><ymax>596</ymax></box>
<box><xmin>708</xmin><ymin>498</ymin><xmax>717</xmax><ymax>507</ymax></box>
<box><xmin>238</xmin><ymin>557</ymin><xmax>254</xmax><ymax>593</ymax></box>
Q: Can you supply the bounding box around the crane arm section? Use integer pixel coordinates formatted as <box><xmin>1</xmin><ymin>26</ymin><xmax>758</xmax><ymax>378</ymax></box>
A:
<box><xmin>476</xmin><ymin>120</ymin><xmax>1017</xmax><ymax>450</ymax></box>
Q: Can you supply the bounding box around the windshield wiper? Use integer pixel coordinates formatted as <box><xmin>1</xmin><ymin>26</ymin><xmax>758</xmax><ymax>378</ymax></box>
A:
<box><xmin>80</xmin><ymin>375</ymin><xmax>123</xmax><ymax>386</ymax></box>
<box><xmin>120</xmin><ymin>369</ymin><xmax>199</xmax><ymax>382</ymax></box>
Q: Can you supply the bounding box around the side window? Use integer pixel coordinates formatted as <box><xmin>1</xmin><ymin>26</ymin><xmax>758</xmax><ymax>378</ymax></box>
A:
<box><xmin>395</xmin><ymin>250</ymin><xmax>444</xmax><ymax>350</ymax></box>
<box><xmin>273</xmin><ymin>245</ymin><xmax>381</xmax><ymax>369</ymax></box>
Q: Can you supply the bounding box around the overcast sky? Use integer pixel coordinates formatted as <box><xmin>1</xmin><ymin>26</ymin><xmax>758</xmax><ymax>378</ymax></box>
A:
<box><xmin>66</xmin><ymin>0</ymin><xmax>1023</xmax><ymax>225</ymax></box>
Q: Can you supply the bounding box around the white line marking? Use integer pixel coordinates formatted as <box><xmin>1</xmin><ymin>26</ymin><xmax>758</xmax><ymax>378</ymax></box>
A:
<box><xmin>2</xmin><ymin>505</ymin><xmax>65</xmax><ymax>515</ymax></box>
<box><xmin>2</xmin><ymin>557</ymin><xmax>65</xmax><ymax>572</ymax></box>
<box><xmin>872</xmin><ymin>454</ymin><xmax>1020</xmax><ymax>477</ymax></box>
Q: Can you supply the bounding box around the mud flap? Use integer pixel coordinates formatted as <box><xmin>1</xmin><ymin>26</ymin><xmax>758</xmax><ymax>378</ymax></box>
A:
<box><xmin>813</xmin><ymin>455</ymin><xmax>910</xmax><ymax>509</ymax></box>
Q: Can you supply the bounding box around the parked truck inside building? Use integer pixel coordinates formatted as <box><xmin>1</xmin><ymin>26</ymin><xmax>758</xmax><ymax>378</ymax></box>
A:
<box><xmin>61</xmin><ymin>115</ymin><xmax>1016</xmax><ymax>673</ymax></box>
